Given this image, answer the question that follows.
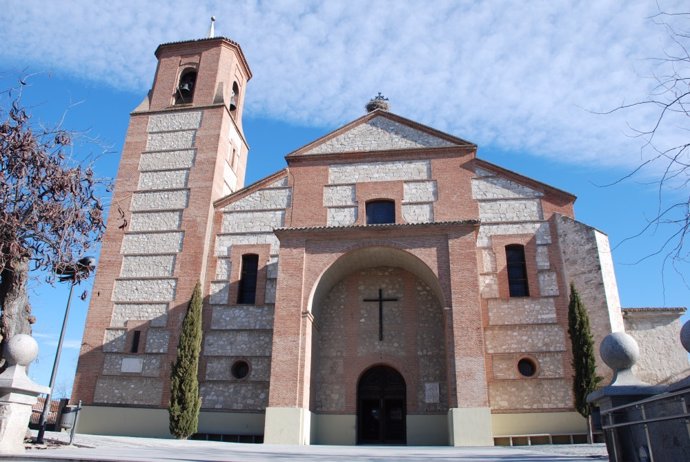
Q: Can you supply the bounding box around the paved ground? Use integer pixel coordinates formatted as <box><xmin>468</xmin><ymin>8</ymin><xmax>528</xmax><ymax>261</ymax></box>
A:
<box><xmin>7</xmin><ymin>431</ymin><xmax>609</xmax><ymax>462</ymax></box>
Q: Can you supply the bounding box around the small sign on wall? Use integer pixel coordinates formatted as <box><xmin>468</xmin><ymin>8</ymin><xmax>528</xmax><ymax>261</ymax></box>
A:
<box><xmin>424</xmin><ymin>382</ymin><xmax>440</xmax><ymax>403</ymax></box>
<box><xmin>121</xmin><ymin>357</ymin><xmax>144</xmax><ymax>373</ymax></box>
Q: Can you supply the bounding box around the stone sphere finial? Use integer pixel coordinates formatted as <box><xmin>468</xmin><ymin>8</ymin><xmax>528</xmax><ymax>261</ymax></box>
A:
<box><xmin>4</xmin><ymin>334</ymin><xmax>39</xmax><ymax>367</ymax></box>
<box><xmin>600</xmin><ymin>332</ymin><xmax>640</xmax><ymax>370</ymax></box>
<box><xmin>680</xmin><ymin>320</ymin><xmax>690</xmax><ymax>353</ymax></box>
<box><xmin>366</xmin><ymin>92</ymin><xmax>390</xmax><ymax>112</ymax></box>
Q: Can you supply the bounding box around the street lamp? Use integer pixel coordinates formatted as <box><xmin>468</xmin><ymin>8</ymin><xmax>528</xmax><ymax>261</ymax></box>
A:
<box><xmin>35</xmin><ymin>256</ymin><xmax>95</xmax><ymax>444</ymax></box>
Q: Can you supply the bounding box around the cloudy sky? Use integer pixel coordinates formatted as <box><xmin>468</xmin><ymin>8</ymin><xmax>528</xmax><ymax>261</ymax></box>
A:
<box><xmin>3</xmin><ymin>0</ymin><xmax>687</xmax><ymax>168</ymax></box>
<box><xmin>2</xmin><ymin>0</ymin><xmax>689</xmax><ymax>389</ymax></box>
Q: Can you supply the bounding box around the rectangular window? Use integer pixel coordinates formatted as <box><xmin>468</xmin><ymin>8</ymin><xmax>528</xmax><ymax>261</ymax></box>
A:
<box><xmin>130</xmin><ymin>330</ymin><xmax>141</xmax><ymax>353</ymax></box>
<box><xmin>506</xmin><ymin>245</ymin><xmax>529</xmax><ymax>297</ymax></box>
<box><xmin>366</xmin><ymin>200</ymin><xmax>395</xmax><ymax>225</ymax></box>
<box><xmin>237</xmin><ymin>254</ymin><xmax>259</xmax><ymax>304</ymax></box>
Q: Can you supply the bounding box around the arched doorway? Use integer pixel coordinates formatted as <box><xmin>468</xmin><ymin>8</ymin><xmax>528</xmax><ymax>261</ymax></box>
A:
<box><xmin>357</xmin><ymin>365</ymin><xmax>406</xmax><ymax>445</ymax></box>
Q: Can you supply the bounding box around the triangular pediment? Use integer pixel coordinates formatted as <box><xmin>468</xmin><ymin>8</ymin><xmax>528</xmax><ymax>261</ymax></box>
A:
<box><xmin>289</xmin><ymin>111</ymin><xmax>474</xmax><ymax>157</ymax></box>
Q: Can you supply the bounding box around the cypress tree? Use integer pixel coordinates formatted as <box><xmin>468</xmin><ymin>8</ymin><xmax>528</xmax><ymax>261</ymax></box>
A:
<box><xmin>567</xmin><ymin>282</ymin><xmax>601</xmax><ymax>442</ymax></box>
<box><xmin>169</xmin><ymin>281</ymin><xmax>203</xmax><ymax>439</ymax></box>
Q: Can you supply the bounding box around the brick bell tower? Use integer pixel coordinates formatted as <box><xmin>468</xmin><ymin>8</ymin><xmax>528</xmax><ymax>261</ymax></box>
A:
<box><xmin>72</xmin><ymin>34</ymin><xmax>252</xmax><ymax>418</ymax></box>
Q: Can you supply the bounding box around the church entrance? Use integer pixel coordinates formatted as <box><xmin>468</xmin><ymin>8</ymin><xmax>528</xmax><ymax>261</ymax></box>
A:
<box><xmin>357</xmin><ymin>366</ymin><xmax>407</xmax><ymax>445</ymax></box>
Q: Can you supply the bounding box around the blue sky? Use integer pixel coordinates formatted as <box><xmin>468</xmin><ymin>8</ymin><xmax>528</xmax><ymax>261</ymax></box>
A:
<box><xmin>1</xmin><ymin>0</ymin><xmax>688</xmax><ymax>394</ymax></box>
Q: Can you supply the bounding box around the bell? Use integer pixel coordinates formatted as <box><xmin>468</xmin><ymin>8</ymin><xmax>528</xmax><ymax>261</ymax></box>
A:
<box><xmin>179</xmin><ymin>82</ymin><xmax>192</xmax><ymax>93</ymax></box>
<box><xmin>229</xmin><ymin>94</ymin><xmax>237</xmax><ymax>111</ymax></box>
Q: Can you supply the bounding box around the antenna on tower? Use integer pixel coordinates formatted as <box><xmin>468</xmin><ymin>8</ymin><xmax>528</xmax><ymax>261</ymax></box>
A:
<box><xmin>208</xmin><ymin>16</ymin><xmax>216</xmax><ymax>38</ymax></box>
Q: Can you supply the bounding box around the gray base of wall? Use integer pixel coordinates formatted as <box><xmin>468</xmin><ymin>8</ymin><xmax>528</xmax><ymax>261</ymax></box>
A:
<box><xmin>76</xmin><ymin>406</ymin><xmax>265</xmax><ymax>439</ymax></box>
<box><xmin>76</xmin><ymin>406</ymin><xmax>586</xmax><ymax>446</ymax></box>
<box><xmin>310</xmin><ymin>414</ymin><xmax>448</xmax><ymax>445</ymax></box>
<box><xmin>491</xmin><ymin>411</ymin><xmax>587</xmax><ymax>437</ymax></box>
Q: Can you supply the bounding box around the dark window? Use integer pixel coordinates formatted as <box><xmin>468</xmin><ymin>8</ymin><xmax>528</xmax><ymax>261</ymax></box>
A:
<box><xmin>130</xmin><ymin>330</ymin><xmax>141</xmax><ymax>353</ymax></box>
<box><xmin>237</xmin><ymin>254</ymin><xmax>259</xmax><ymax>304</ymax></box>
<box><xmin>506</xmin><ymin>245</ymin><xmax>529</xmax><ymax>297</ymax></box>
<box><xmin>231</xmin><ymin>360</ymin><xmax>250</xmax><ymax>379</ymax></box>
<box><xmin>175</xmin><ymin>69</ymin><xmax>197</xmax><ymax>104</ymax></box>
<box><xmin>230</xmin><ymin>81</ymin><xmax>239</xmax><ymax>112</ymax></box>
<box><xmin>366</xmin><ymin>200</ymin><xmax>395</xmax><ymax>225</ymax></box>
<box><xmin>517</xmin><ymin>358</ymin><xmax>537</xmax><ymax>377</ymax></box>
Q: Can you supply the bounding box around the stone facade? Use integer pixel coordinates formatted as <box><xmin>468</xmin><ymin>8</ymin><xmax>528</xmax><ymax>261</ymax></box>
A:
<box><xmin>623</xmin><ymin>308</ymin><xmax>689</xmax><ymax>384</ymax></box>
<box><xmin>305</xmin><ymin>117</ymin><xmax>455</xmax><ymax>154</ymax></box>
<box><xmin>73</xmin><ymin>35</ymin><xmax>683</xmax><ymax>447</ymax></box>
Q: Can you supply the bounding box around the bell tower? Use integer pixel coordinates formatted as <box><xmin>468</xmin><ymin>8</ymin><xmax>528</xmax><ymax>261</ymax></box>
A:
<box><xmin>73</xmin><ymin>35</ymin><xmax>252</xmax><ymax>417</ymax></box>
<box><xmin>148</xmin><ymin>36</ymin><xmax>252</xmax><ymax>194</ymax></box>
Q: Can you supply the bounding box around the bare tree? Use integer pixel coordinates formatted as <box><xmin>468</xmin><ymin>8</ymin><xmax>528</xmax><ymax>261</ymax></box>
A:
<box><xmin>0</xmin><ymin>82</ymin><xmax>107</xmax><ymax>367</ymax></box>
<box><xmin>603</xmin><ymin>10</ymin><xmax>690</xmax><ymax>289</ymax></box>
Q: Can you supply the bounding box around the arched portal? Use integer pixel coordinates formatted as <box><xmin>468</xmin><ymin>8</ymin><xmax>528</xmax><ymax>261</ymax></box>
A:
<box><xmin>357</xmin><ymin>365</ymin><xmax>407</xmax><ymax>445</ymax></box>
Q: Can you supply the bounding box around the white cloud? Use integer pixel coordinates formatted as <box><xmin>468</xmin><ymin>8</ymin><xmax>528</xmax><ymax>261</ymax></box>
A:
<box><xmin>33</xmin><ymin>333</ymin><xmax>82</xmax><ymax>350</ymax></box>
<box><xmin>2</xmin><ymin>0</ymin><xmax>687</xmax><ymax>171</ymax></box>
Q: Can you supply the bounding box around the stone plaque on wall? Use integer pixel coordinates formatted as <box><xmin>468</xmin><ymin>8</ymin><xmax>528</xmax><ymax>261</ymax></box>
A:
<box><xmin>121</xmin><ymin>357</ymin><xmax>144</xmax><ymax>373</ymax></box>
<box><xmin>425</xmin><ymin>382</ymin><xmax>440</xmax><ymax>403</ymax></box>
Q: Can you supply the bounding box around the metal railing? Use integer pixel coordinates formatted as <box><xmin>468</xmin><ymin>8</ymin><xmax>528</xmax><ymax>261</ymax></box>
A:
<box><xmin>600</xmin><ymin>388</ymin><xmax>690</xmax><ymax>462</ymax></box>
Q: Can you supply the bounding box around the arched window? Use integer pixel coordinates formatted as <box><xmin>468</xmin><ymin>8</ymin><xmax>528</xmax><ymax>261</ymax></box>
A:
<box><xmin>237</xmin><ymin>254</ymin><xmax>259</xmax><ymax>304</ymax></box>
<box><xmin>175</xmin><ymin>69</ymin><xmax>197</xmax><ymax>105</ymax></box>
<box><xmin>230</xmin><ymin>81</ymin><xmax>239</xmax><ymax>112</ymax></box>
<box><xmin>506</xmin><ymin>244</ymin><xmax>529</xmax><ymax>297</ymax></box>
<box><xmin>366</xmin><ymin>200</ymin><xmax>395</xmax><ymax>225</ymax></box>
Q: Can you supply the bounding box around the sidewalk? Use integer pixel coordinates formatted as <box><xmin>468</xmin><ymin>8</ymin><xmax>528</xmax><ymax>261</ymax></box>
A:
<box><xmin>6</xmin><ymin>431</ymin><xmax>609</xmax><ymax>462</ymax></box>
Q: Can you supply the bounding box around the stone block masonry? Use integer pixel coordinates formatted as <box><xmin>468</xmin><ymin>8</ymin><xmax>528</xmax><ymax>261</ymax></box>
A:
<box><xmin>200</xmin><ymin>382</ymin><xmax>269</xmax><ymax>410</ymax></box>
<box><xmin>555</xmin><ymin>215</ymin><xmax>625</xmax><ymax>381</ymax></box>
<box><xmin>130</xmin><ymin>190</ymin><xmax>189</xmax><ymax>211</ymax></box>
<box><xmin>305</xmin><ymin>116</ymin><xmax>455</xmax><ymax>154</ymax></box>
<box><xmin>472</xmin><ymin>167</ymin><xmax>543</xmax><ymax>200</ymax></box>
<box><xmin>94</xmin><ymin>377</ymin><xmax>163</xmax><ymax>406</ymax></box>
<box><xmin>129</xmin><ymin>211</ymin><xmax>182</xmax><ymax>232</ymax></box>
<box><xmin>204</xmin><ymin>331</ymin><xmax>273</xmax><ymax>357</ymax></box>
<box><xmin>323</xmin><ymin>185</ymin><xmax>355</xmax><ymax>206</ymax></box>
<box><xmin>111</xmin><ymin>304</ymin><xmax>168</xmax><ymax>328</ymax></box>
<box><xmin>487</xmin><ymin>298</ymin><xmax>557</xmax><ymax>325</ymax></box>
<box><xmin>121</xmin><ymin>232</ymin><xmax>184</xmax><ymax>254</ymax></box>
<box><xmin>211</xmin><ymin>306</ymin><xmax>274</xmax><ymax>330</ymax></box>
<box><xmin>96</xmin><ymin>110</ymin><xmax>203</xmax><ymax>407</ymax></box>
<box><xmin>206</xmin><ymin>357</ymin><xmax>272</xmax><ymax>382</ymax></box>
<box><xmin>102</xmin><ymin>354</ymin><xmax>161</xmax><ymax>377</ymax></box>
<box><xmin>121</xmin><ymin>255</ymin><xmax>176</xmax><ymax>278</ymax></box>
<box><xmin>484</xmin><ymin>325</ymin><xmax>566</xmax><ymax>353</ymax></box>
<box><xmin>138</xmin><ymin>170</ymin><xmax>189</xmax><ymax>190</ymax></box>
<box><xmin>402</xmin><ymin>203</ymin><xmax>433</xmax><ymax>224</ymax></box>
<box><xmin>221</xmin><ymin>186</ymin><xmax>291</xmax><ymax>212</ymax></box>
<box><xmin>147</xmin><ymin>111</ymin><xmax>202</xmax><ymax>132</ymax></box>
<box><xmin>139</xmin><ymin>149</ymin><xmax>196</xmax><ymax>171</ymax></box>
<box><xmin>112</xmin><ymin>279</ymin><xmax>177</xmax><ymax>303</ymax></box>
<box><xmin>324</xmin><ymin>164</ymin><xmax>437</xmax><ymax>226</ymax></box>
<box><xmin>329</xmin><ymin>160</ymin><xmax>430</xmax><ymax>184</ymax></box>
<box><xmin>327</xmin><ymin>207</ymin><xmax>357</xmax><ymax>227</ymax></box>
<box><xmin>146</xmin><ymin>130</ymin><xmax>196</xmax><ymax>151</ymax></box>
<box><xmin>204</xmin><ymin>175</ymin><xmax>291</xmax><ymax>413</ymax></box>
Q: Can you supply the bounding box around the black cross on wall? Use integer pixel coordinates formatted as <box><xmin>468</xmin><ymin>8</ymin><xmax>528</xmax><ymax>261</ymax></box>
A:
<box><xmin>363</xmin><ymin>288</ymin><xmax>398</xmax><ymax>341</ymax></box>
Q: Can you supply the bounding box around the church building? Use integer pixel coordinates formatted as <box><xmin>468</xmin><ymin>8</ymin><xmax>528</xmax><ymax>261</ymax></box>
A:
<box><xmin>72</xmin><ymin>34</ymin><xmax>688</xmax><ymax>446</ymax></box>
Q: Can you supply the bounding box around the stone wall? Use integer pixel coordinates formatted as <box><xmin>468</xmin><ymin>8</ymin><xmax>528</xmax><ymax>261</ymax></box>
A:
<box><xmin>201</xmin><ymin>177</ymin><xmax>290</xmax><ymax>411</ymax></box>
<box><xmin>555</xmin><ymin>215</ymin><xmax>625</xmax><ymax>381</ymax></box>
<box><xmin>312</xmin><ymin>267</ymin><xmax>448</xmax><ymax>415</ymax></box>
<box><xmin>305</xmin><ymin>116</ymin><xmax>454</xmax><ymax>155</ymax></box>
<box><xmin>94</xmin><ymin>110</ymin><xmax>203</xmax><ymax>406</ymax></box>
<box><xmin>324</xmin><ymin>161</ymin><xmax>438</xmax><ymax>226</ymax></box>
<box><xmin>623</xmin><ymin>308</ymin><xmax>689</xmax><ymax>384</ymax></box>
<box><xmin>329</xmin><ymin>160</ymin><xmax>430</xmax><ymax>184</ymax></box>
<box><xmin>472</xmin><ymin>165</ymin><xmax>572</xmax><ymax>411</ymax></box>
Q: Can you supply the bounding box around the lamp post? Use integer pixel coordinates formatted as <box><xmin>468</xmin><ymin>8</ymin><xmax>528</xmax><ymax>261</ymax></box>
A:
<box><xmin>35</xmin><ymin>257</ymin><xmax>95</xmax><ymax>444</ymax></box>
